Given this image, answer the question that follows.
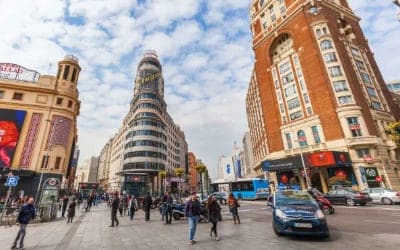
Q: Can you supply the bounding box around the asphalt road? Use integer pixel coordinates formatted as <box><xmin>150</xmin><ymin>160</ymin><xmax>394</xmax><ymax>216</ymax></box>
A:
<box><xmin>0</xmin><ymin>201</ymin><xmax>399</xmax><ymax>250</ymax></box>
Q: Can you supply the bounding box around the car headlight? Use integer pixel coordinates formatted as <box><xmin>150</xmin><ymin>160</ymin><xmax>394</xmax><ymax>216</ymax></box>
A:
<box><xmin>275</xmin><ymin>209</ymin><xmax>287</xmax><ymax>219</ymax></box>
<box><xmin>315</xmin><ymin>209</ymin><xmax>325</xmax><ymax>219</ymax></box>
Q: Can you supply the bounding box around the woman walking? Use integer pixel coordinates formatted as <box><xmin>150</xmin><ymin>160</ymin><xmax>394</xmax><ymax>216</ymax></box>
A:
<box><xmin>67</xmin><ymin>198</ymin><xmax>77</xmax><ymax>223</ymax></box>
<box><xmin>207</xmin><ymin>195</ymin><xmax>221</xmax><ymax>241</ymax></box>
<box><xmin>227</xmin><ymin>193</ymin><xmax>240</xmax><ymax>224</ymax></box>
<box><xmin>128</xmin><ymin>195</ymin><xmax>138</xmax><ymax>220</ymax></box>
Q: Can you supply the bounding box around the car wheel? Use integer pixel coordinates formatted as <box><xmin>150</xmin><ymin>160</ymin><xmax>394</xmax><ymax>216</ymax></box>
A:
<box><xmin>359</xmin><ymin>202</ymin><xmax>366</xmax><ymax>206</ymax></box>
<box><xmin>173</xmin><ymin>212</ymin><xmax>181</xmax><ymax>220</ymax></box>
<box><xmin>346</xmin><ymin>198</ymin><xmax>355</xmax><ymax>206</ymax></box>
<box><xmin>272</xmin><ymin>223</ymin><xmax>282</xmax><ymax>236</ymax></box>
<box><xmin>382</xmin><ymin>197</ymin><xmax>393</xmax><ymax>205</ymax></box>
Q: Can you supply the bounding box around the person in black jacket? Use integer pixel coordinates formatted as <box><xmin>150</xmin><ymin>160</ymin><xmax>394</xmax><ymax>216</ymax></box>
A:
<box><xmin>67</xmin><ymin>198</ymin><xmax>77</xmax><ymax>223</ymax></box>
<box><xmin>143</xmin><ymin>193</ymin><xmax>153</xmax><ymax>221</ymax></box>
<box><xmin>110</xmin><ymin>192</ymin><xmax>120</xmax><ymax>227</ymax></box>
<box><xmin>11</xmin><ymin>197</ymin><xmax>36</xmax><ymax>249</ymax></box>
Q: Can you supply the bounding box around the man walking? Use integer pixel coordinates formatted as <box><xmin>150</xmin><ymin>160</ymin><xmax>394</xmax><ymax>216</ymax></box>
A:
<box><xmin>143</xmin><ymin>193</ymin><xmax>153</xmax><ymax>221</ymax></box>
<box><xmin>11</xmin><ymin>197</ymin><xmax>36</xmax><ymax>249</ymax></box>
<box><xmin>164</xmin><ymin>192</ymin><xmax>173</xmax><ymax>224</ymax></box>
<box><xmin>128</xmin><ymin>195</ymin><xmax>138</xmax><ymax>220</ymax></box>
<box><xmin>61</xmin><ymin>195</ymin><xmax>69</xmax><ymax>217</ymax></box>
<box><xmin>184</xmin><ymin>192</ymin><xmax>201</xmax><ymax>245</ymax></box>
<box><xmin>110</xmin><ymin>192</ymin><xmax>119</xmax><ymax>227</ymax></box>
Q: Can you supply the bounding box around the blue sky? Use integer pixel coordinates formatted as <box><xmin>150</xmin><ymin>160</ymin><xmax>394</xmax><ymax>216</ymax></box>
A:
<box><xmin>1</xmin><ymin>1</ymin><xmax>399</xmax><ymax>179</ymax></box>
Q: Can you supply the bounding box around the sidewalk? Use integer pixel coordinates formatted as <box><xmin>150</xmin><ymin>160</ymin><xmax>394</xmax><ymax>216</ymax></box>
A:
<box><xmin>0</xmin><ymin>202</ymin><xmax>280</xmax><ymax>250</ymax></box>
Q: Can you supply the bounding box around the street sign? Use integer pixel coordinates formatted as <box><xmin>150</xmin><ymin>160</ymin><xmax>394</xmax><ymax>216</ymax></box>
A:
<box><xmin>5</xmin><ymin>175</ymin><xmax>19</xmax><ymax>186</ymax></box>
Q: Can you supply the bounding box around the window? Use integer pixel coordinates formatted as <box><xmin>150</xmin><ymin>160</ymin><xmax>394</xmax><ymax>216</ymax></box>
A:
<box><xmin>361</xmin><ymin>73</ymin><xmax>371</xmax><ymax>84</ymax></box>
<box><xmin>68</xmin><ymin>100</ymin><xmax>73</xmax><ymax>108</ymax></box>
<box><xmin>281</xmin><ymin>72</ymin><xmax>294</xmax><ymax>85</ymax></box>
<box><xmin>54</xmin><ymin>157</ymin><xmax>62</xmax><ymax>170</ymax></box>
<box><xmin>356</xmin><ymin>148</ymin><xmax>371</xmax><ymax>158</ymax></box>
<box><xmin>279</xmin><ymin>103</ymin><xmax>285</xmax><ymax>113</ymax></box>
<box><xmin>290</xmin><ymin>111</ymin><xmax>303</xmax><ymax>120</ymax></box>
<box><xmin>71</xmin><ymin>68</ymin><xmax>77</xmax><ymax>82</ymax></box>
<box><xmin>366</xmin><ymin>87</ymin><xmax>377</xmax><ymax>97</ymax></box>
<box><xmin>306</xmin><ymin>106</ymin><xmax>313</xmax><ymax>115</ymax></box>
<box><xmin>279</xmin><ymin>61</ymin><xmax>291</xmax><ymax>74</ymax></box>
<box><xmin>12</xmin><ymin>92</ymin><xmax>23</xmax><ymax>100</ymax></box>
<box><xmin>347</xmin><ymin>117</ymin><xmax>362</xmax><ymax>137</ymax></box>
<box><xmin>293</xmin><ymin>56</ymin><xmax>299</xmax><ymax>66</ymax></box>
<box><xmin>351</xmin><ymin>47</ymin><xmax>361</xmax><ymax>57</ymax></box>
<box><xmin>57</xmin><ymin>66</ymin><xmax>62</xmax><ymax>79</ymax></box>
<box><xmin>338</xmin><ymin>95</ymin><xmax>352</xmax><ymax>104</ymax></box>
<box><xmin>63</xmin><ymin>65</ymin><xmax>70</xmax><ymax>80</ymax></box>
<box><xmin>329</xmin><ymin>66</ymin><xmax>342</xmax><ymax>77</ymax></box>
<box><xmin>296</xmin><ymin>68</ymin><xmax>303</xmax><ymax>77</ymax></box>
<box><xmin>320</xmin><ymin>40</ymin><xmax>333</xmax><ymax>50</ymax></box>
<box><xmin>333</xmin><ymin>80</ymin><xmax>348</xmax><ymax>92</ymax></box>
<box><xmin>269</xmin><ymin>5</ymin><xmax>276</xmax><ymax>21</ymax></box>
<box><xmin>284</xmin><ymin>85</ymin><xmax>296</xmax><ymax>97</ymax></box>
<box><xmin>260</xmin><ymin>0</ymin><xmax>265</xmax><ymax>7</ymax></box>
<box><xmin>324</xmin><ymin>53</ymin><xmax>337</xmax><ymax>63</ymax></box>
<box><xmin>371</xmin><ymin>101</ymin><xmax>382</xmax><ymax>110</ymax></box>
<box><xmin>355</xmin><ymin>60</ymin><xmax>366</xmax><ymax>71</ymax></box>
<box><xmin>311</xmin><ymin>126</ymin><xmax>321</xmax><ymax>143</ymax></box>
<box><xmin>41</xmin><ymin>155</ymin><xmax>49</xmax><ymax>169</ymax></box>
<box><xmin>287</xmin><ymin>97</ymin><xmax>300</xmax><ymax>110</ymax></box>
<box><xmin>0</xmin><ymin>90</ymin><xmax>4</xmax><ymax>99</ymax></box>
<box><xmin>297</xmin><ymin>130</ymin><xmax>308</xmax><ymax>147</ymax></box>
<box><xmin>56</xmin><ymin>97</ymin><xmax>63</xmax><ymax>105</ymax></box>
<box><xmin>303</xmin><ymin>93</ymin><xmax>309</xmax><ymax>103</ymax></box>
<box><xmin>285</xmin><ymin>133</ymin><xmax>293</xmax><ymax>149</ymax></box>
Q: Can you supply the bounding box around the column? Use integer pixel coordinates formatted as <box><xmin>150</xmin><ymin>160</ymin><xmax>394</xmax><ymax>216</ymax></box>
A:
<box><xmin>319</xmin><ymin>170</ymin><xmax>328</xmax><ymax>193</ymax></box>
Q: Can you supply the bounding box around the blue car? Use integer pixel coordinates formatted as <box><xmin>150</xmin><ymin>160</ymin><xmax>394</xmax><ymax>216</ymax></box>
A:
<box><xmin>272</xmin><ymin>190</ymin><xmax>330</xmax><ymax>238</ymax></box>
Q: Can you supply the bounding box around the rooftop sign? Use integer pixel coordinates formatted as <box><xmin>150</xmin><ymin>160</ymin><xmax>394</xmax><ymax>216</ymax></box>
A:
<box><xmin>0</xmin><ymin>63</ymin><xmax>40</xmax><ymax>82</ymax></box>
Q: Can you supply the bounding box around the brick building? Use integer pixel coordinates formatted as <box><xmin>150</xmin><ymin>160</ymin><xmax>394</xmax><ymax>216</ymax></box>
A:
<box><xmin>246</xmin><ymin>0</ymin><xmax>400</xmax><ymax>192</ymax></box>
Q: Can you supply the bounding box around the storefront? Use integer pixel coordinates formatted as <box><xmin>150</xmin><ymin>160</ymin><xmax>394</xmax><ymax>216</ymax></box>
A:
<box><xmin>306</xmin><ymin>151</ymin><xmax>357</xmax><ymax>192</ymax></box>
<box><xmin>262</xmin><ymin>155</ymin><xmax>304</xmax><ymax>190</ymax></box>
<box><xmin>359</xmin><ymin>166</ymin><xmax>382</xmax><ymax>188</ymax></box>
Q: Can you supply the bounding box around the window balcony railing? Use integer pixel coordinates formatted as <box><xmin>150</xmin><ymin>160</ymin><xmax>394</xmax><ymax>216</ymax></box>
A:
<box><xmin>345</xmin><ymin>136</ymin><xmax>381</xmax><ymax>146</ymax></box>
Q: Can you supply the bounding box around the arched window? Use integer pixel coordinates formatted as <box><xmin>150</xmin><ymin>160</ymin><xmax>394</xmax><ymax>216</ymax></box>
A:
<box><xmin>297</xmin><ymin>130</ymin><xmax>308</xmax><ymax>147</ymax></box>
<box><xmin>320</xmin><ymin>40</ymin><xmax>333</xmax><ymax>50</ymax></box>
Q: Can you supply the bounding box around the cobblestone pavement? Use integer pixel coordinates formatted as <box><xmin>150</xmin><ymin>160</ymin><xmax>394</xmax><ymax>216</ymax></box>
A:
<box><xmin>1</xmin><ymin>202</ymin><xmax>399</xmax><ymax>250</ymax></box>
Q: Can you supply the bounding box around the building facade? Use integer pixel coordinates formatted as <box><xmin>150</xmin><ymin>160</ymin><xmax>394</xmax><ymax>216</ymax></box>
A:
<box><xmin>242</xmin><ymin>131</ymin><xmax>257</xmax><ymax>177</ymax></box>
<box><xmin>387</xmin><ymin>80</ymin><xmax>400</xmax><ymax>94</ymax></box>
<box><xmin>247</xmin><ymin>0</ymin><xmax>400</xmax><ymax>192</ymax></box>
<box><xmin>0</xmin><ymin>56</ymin><xmax>81</xmax><ymax>200</ymax></box>
<box><xmin>101</xmin><ymin>50</ymin><xmax>188</xmax><ymax>196</ymax></box>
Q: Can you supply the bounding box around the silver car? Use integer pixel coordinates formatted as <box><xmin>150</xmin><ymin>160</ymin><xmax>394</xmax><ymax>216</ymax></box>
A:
<box><xmin>362</xmin><ymin>188</ymin><xmax>400</xmax><ymax>205</ymax></box>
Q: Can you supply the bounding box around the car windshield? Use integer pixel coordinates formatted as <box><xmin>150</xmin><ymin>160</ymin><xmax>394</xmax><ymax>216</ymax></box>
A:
<box><xmin>275</xmin><ymin>190</ymin><xmax>315</xmax><ymax>206</ymax></box>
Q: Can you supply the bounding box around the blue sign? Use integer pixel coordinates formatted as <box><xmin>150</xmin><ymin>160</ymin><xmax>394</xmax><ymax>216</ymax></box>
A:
<box><xmin>261</xmin><ymin>161</ymin><xmax>270</xmax><ymax>172</ymax></box>
<box><xmin>226</xmin><ymin>164</ymin><xmax>231</xmax><ymax>174</ymax></box>
<box><xmin>5</xmin><ymin>176</ymin><xmax>19</xmax><ymax>186</ymax></box>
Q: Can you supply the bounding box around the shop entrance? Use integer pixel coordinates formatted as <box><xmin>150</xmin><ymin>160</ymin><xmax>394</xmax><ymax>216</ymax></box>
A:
<box><xmin>311</xmin><ymin>173</ymin><xmax>323</xmax><ymax>192</ymax></box>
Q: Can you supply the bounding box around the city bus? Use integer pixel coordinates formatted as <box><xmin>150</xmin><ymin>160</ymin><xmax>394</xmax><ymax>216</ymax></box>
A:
<box><xmin>211</xmin><ymin>178</ymin><xmax>269</xmax><ymax>200</ymax></box>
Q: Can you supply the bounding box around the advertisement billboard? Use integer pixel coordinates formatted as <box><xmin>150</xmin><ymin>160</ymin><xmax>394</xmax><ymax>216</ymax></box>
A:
<box><xmin>0</xmin><ymin>109</ymin><xmax>27</xmax><ymax>168</ymax></box>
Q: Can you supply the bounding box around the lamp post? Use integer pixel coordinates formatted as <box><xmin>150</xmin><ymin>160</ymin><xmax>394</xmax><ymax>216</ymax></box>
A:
<box><xmin>195</xmin><ymin>164</ymin><xmax>206</xmax><ymax>200</ymax></box>
<box><xmin>34</xmin><ymin>119</ymin><xmax>63</xmax><ymax>205</ymax></box>
<box><xmin>297</xmin><ymin>137</ymin><xmax>311</xmax><ymax>190</ymax></box>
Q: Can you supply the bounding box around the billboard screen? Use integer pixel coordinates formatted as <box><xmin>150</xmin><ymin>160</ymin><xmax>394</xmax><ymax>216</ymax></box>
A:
<box><xmin>0</xmin><ymin>109</ymin><xmax>27</xmax><ymax>168</ymax></box>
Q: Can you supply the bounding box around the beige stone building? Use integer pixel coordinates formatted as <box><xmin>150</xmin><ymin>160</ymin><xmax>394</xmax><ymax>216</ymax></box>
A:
<box><xmin>0</xmin><ymin>56</ymin><xmax>81</xmax><ymax>200</ymax></box>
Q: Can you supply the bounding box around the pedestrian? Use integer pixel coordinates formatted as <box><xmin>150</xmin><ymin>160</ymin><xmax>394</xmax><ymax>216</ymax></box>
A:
<box><xmin>227</xmin><ymin>193</ymin><xmax>240</xmax><ymax>224</ymax></box>
<box><xmin>110</xmin><ymin>192</ymin><xmax>120</xmax><ymax>227</ymax></box>
<box><xmin>128</xmin><ymin>195</ymin><xmax>138</xmax><ymax>220</ymax></box>
<box><xmin>184</xmin><ymin>192</ymin><xmax>201</xmax><ymax>245</ymax></box>
<box><xmin>61</xmin><ymin>195</ymin><xmax>69</xmax><ymax>217</ymax></box>
<box><xmin>11</xmin><ymin>197</ymin><xmax>36</xmax><ymax>249</ymax></box>
<box><xmin>143</xmin><ymin>193</ymin><xmax>153</xmax><ymax>221</ymax></box>
<box><xmin>207</xmin><ymin>195</ymin><xmax>221</xmax><ymax>241</ymax></box>
<box><xmin>118</xmin><ymin>194</ymin><xmax>124</xmax><ymax>217</ymax></box>
<box><xmin>67</xmin><ymin>198</ymin><xmax>77</xmax><ymax>223</ymax></box>
<box><xmin>164</xmin><ymin>192</ymin><xmax>173</xmax><ymax>224</ymax></box>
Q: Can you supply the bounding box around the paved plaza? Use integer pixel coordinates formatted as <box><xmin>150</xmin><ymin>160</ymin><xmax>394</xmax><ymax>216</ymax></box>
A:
<box><xmin>1</xmin><ymin>201</ymin><xmax>400</xmax><ymax>250</ymax></box>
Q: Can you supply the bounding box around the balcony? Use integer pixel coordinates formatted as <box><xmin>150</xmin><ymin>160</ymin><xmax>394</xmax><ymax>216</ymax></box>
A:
<box><xmin>345</xmin><ymin>136</ymin><xmax>381</xmax><ymax>147</ymax></box>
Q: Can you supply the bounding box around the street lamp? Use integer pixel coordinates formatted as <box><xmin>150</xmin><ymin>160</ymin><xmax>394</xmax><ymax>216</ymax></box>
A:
<box><xmin>195</xmin><ymin>164</ymin><xmax>206</xmax><ymax>200</ymax></box>
<box><xmin>296</xmin><ymin>137</ymin><xmax>311</xmax><ymax>190</ymax></box>
<box><xmin>34</xmin><ymin>119</ymin><xmax>63</xmax><ymax>205</ymax></box>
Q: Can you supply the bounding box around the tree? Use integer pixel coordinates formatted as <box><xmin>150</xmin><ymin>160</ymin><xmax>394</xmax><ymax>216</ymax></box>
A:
<box><xmin>174</xmin><ymin>167</ymin><xmax>185</xmax><ymax>199</ymax></box>
<box><xmin>385</xmin><ymin>121</ymin><xmax>400</xmax><ymax>146</ymax></box>
<box><xmin>195</xmin><ymin>164</ymin><xmax>207</xmax><ymax>199</ymax></box>
<box><xmin>158</xmin><ymin>171</ymin><xmax>166</xmax><ymax>194</ymax></box>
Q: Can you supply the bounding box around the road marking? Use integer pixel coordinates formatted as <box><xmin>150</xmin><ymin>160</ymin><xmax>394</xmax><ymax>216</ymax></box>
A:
<box><xmin>364</xmin><ymin>220</ymin><xmax>400</xmax><ymax>225</ymax></box>
<box><xmin>341</xmin><ymin>206</ymin><xmax>400</xmax><ymax>211</ymax></box>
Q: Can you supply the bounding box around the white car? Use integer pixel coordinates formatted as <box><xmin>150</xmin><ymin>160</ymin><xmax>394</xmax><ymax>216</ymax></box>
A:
<box><xmin>362</xmin><ymin>188</ymin><xmax>400</xmax><ymax>205</ymax></box>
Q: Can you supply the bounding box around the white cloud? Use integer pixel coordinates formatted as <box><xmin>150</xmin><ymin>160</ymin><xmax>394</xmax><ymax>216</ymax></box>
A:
<box><xmin>1</xmin><ymin>0</ymin><xmax>399</xmax><ymax>180</ymax></box>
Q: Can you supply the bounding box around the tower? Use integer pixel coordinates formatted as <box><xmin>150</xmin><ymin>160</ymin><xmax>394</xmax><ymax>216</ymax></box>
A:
<box><xmin>247</xmin><ymin>0</ymin><xmax>400</xmax><ymax>191</ymax></box>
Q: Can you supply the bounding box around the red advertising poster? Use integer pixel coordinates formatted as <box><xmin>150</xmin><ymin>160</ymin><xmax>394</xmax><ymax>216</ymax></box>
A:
<box><xmin>307</xmin><ymin>151</ymin><xmax>336</xmax><ymax>167</ymax></box>
<box><xmin>0</xmin><ymin>109</ymin><xmax>27</xmax><ymax>168</ymax></box>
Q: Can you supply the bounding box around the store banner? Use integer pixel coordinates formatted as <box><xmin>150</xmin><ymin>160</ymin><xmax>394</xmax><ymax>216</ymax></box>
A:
<box><xmin>333</xmin><ymin>151</ymin><xmax>352</xmax><ymax>166</ymax></box>
<box><xmin>307</xmin><ymin>151</ymin><xmax>336</xmax><ymax>167</ymax></box>
<box><xmin>262</xmin><ymin>156</ymin><xmax>303</xmax><ymax>171</ymax></box>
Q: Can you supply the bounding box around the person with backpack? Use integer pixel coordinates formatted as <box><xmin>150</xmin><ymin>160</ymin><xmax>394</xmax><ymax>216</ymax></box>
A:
<box><xmin>109</xmin><ymin>192</ymin><xmax>119</xmax><ymax>227</ymax></box>
<box><xmin>11</xmin><ymin>197</ymin><xmax>36</xmax><ymax>249</ymax></box>
<box><xmin>227</xmin><ymin>193</ymin><xmax>240</xmax><ymax>224</ymax></box>
<box><xmin>184</xmin><ymin>192</ymin><xmax>201</xmax><ymax>245</ymax></box>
